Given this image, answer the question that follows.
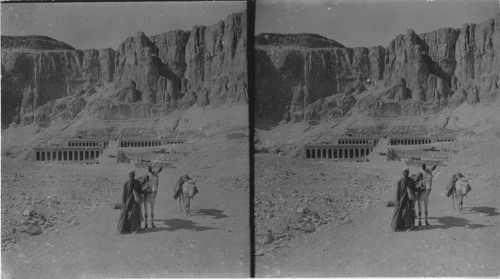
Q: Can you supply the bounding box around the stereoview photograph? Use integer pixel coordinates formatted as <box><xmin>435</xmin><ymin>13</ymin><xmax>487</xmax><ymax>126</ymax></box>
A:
<box><xmin>254</xmin><ymin>0</ymin><xmax>500</xmax><ymax>276</ymax></box>
<box><xmin>1</xmin><ymin>1</ymin><xmax>249</xmax><ymax>277</ymax></box>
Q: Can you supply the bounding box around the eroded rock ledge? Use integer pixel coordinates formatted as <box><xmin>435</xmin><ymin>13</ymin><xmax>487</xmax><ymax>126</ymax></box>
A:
<box><xmin>256</xmin><ymin>13</ymin><xmax>500</xmax><ymax>125</ymax></box>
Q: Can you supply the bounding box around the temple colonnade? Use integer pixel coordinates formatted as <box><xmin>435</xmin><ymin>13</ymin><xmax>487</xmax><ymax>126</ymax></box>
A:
<box><xmin>305</xmin><ymin>145</ymin><xmax>373</xmax><ymax>159</ymax></box>
<box><xmin>34</xmin><ymin>147</ymin><xmax>103</xmax><ymax>162</ymax></box>
<box><xmin>337</xmin><ymin>137</ymin><xmax>379</xmax><ymax>146</ymax></box>
<box><xmin>118</xmin><ymin>139</ymin><xmax>185</xmax><ymax>148</ymax></box>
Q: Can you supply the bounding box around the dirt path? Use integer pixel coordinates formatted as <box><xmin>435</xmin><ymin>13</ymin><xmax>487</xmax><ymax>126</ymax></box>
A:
<box><xmin>256</xmin><ymin>159</ymin><xmax>500</xmax><ymax>277</ymax></box>
<box><xmin>2</xmin><ymin>147</ymin><xmax>250</xmax><ymax>278</ymax></box>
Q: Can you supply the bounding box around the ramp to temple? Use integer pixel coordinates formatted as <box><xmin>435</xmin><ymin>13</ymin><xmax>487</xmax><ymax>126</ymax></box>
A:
<box><xmin>97</xmin><ymin>140</ymin><xmax>123</xmax><ymax>165</ymax></box>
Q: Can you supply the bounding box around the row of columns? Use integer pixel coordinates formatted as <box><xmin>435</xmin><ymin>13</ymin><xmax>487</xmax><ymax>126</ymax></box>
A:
<box><xmin>306</xmin><ymin>147</ymin><xmax>370</xmax><ymax>159</ymax></box>
<box><xmin>390</xmin><ymin>139</ymin><xmax>432</xmax><ymax>145</ymax></box>
<box><xmin>68</xmin><ymin>142</ymin><xmax>106</xmax><ymax>147</ymax></box>
<box><xmin>119</xmin><ymin>141</ymin><xmax>184</xmax><ymax>148</ymax></box>
<box><xmin>35</xmin><ymin>150</ymin><xmax>101</xmax><ymax>161</ymax></box>
<box><xmin>339</xmin><ymin>139</ymin><xmax>371</xmax><ymax>145</ymax></box>
<box><xmin>436</xmin><ymin>139</ymin><xmax>454</xmax><ymax>142</ymax></box>
<box><xmin>338</xmin><ymin>139</ymin><xmax>379</xmax><ymax>146</ymax></box>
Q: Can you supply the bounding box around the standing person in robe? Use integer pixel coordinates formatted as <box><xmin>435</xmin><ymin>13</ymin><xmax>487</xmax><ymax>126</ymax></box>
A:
<box><xmin>117</xmin><ymin>171</ymin><xmax>146</xmax><ymax>234</ymax></box>
<box><xmin>391</xmin><ymin>167</ymin><xmax>421</xmax><ymax>232</ymax></box>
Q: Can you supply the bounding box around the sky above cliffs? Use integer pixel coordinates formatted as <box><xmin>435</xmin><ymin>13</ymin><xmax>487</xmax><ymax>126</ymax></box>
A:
<box><xmin>1</xmin><ymin>1</ymin><xmax>246</xmax><ymax>50</ymax></box>
<box><xmin>256</xmin><ymin>0</ymin><xmax>500</xmax><ymax>48</ymax></box>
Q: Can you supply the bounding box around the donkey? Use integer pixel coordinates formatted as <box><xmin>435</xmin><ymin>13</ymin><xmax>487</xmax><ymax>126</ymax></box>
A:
<box><xmin>137</xmin><ymin>166</ymin><xmax>162</xmax><ymax>229</ymax></box>
<box><xmin>180</xmin><ymin>179</ymin><xmax>198</xmax><ymax>216</ymax></box>
<box><xmin>452</xmin><ymin>176</ymin><xmax>471</xmax><ymax>214</ymax></box>
<box><xmin>411</xmin><ymin>163</ymin><xmax>437</xmax><ymax>227</ymax></box>
<box><xmin>173</xmin><ymin>175</ymin><xmax>191</xmax><ymax>212</ymax></box>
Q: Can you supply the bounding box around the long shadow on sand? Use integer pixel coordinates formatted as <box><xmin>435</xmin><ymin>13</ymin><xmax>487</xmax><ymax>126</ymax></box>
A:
<box><xmin>161</xmin><ymin>218</ymin><xmax>215</xmax><ymax>232</ymax></box>
<box><xmin>134</xmin><ymin>218</ymin><xmax>217</xmax><ymax>233</ymax></box>
<box><xmin>422</xmin><ymin>216</ymin><xmax>488</xmax><ymax>230</ymax></box>
<box><xmin>465</xmin><ymin>206</ymin><xmax>500</xmax><ymax>217</ymax></box>
<box><xmin>191</xmin><ymin>209</ymin><xmax>228</xmax><ymax>219</ymax></box>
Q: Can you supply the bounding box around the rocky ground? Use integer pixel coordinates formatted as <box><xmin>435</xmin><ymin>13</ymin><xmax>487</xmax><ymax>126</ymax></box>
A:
<box><xmin>1</xmin><ymin>139</ymin><xmax>250</xmax><ymax>278</ymax></box>
<box><xmin>254</xmin><ymin>132</ymin><xmax>500</xmax><ymax>277</ymax></box>
<box><xmin>254</xmin><ymin>154</ymin><xmax>394</xmax><ymax>249</ymax></box>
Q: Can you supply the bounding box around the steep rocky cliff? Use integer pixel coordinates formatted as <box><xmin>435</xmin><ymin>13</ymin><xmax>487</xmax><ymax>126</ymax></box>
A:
<box><xmin>1</xmin><ymin>11</ymin><xmax>247</xmax><ymax>128</ymax></box>
<box><xmin>1</xmin><ymin>35</ymin><xmax>75</xmax><ymax>51</ymax></box>
<box><xmin>256</xmin><ymin>13</ymin><xmax>500</xmax><ymax>126</ymax></box>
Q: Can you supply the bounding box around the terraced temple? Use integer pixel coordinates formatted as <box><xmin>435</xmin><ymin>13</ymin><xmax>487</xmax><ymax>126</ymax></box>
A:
<box><xmin>67</xmin><ymin>139</ymin><xmax>109</xmax><ymax>148</ymax></box>
<box><xmin>34</xmin><ymin>147</ymin><xmax>103</xmax><ymax>162</ymax></box>
<box><xmin>337</xmin><ymin>137</ymin><xmax>379</xmax><ymax>146</ymax></box>
<box><xmin>118</xmin><ymin>139</ymin><xmax>184</xmax><ymax>148</ymax></box>
<box><xmin>304</xmin><ymin>144</ymin><xmax>373</xmax><ymax>160</ymax></box>
<box><xmin>389</xmin><ymin>136</ymin><xmax>455</xmax><ymax>145</ymax></box>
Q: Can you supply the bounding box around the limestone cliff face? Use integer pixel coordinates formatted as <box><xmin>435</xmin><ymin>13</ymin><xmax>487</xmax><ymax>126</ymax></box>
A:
<box><xmin>255</xmin><ymin>43</ymin><xmax>385</xmax><ymax>123</ymax></box>
<box><xmin>1</xmin><ymin>48</ymin><xmax>115</xmax><ymax>125</ymax></box>
<box><xmin>1</xmin><ymin>11</ymin><xmax>247</xmax><ymax>128</ymax></box>
<box><xmin>1</xmin><ymin>35</ymin><xmax>75</xmax><ymax>51</ymax></box>
<box><xmin>256</xmin><ymin>13</ymin><xmax>500</xmax><ymax>125</ymax></box>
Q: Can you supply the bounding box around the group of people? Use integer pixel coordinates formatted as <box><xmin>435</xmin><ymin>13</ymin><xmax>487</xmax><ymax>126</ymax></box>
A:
<box><xmin>117</xmin><ymin>171</ymin><xmax>195</xmax><ymax>234</ymax></box>
<box><xmin>119</xmin><ymin>165</ymin><xmax>459</xmax><ymax>233</ymax></box>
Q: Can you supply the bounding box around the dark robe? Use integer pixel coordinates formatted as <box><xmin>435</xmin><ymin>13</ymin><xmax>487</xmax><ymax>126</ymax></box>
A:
<box><xmin>117</xmin><ymin>179</ymin><xmax>145</xmax><ymax>234</ymax></box>
<box><xmin>391</xmin><ymin>176</ymin><xmax>420</xmax><ymax>231</ymax></box>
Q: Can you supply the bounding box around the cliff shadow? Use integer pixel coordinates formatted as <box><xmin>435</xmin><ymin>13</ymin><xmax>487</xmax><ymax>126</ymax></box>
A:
<box><xmin>255</xmin><ymin>49</ymin><xmax>290</xmax><ymax>127</ymax></box>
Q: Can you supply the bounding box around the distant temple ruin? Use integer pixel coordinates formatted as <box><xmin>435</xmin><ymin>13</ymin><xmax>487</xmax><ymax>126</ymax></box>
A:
<box><xmin>337</xmin><ymin>137</ymin><xmax>379</xmax><ymax>146</ymax></box>
<box><xmin>34</xmin><ymin>147</ymin><xmax>103</xmax><ymax>162</ymax></box>
<box><xmin>67</xmin><ymin>139</ymin><xmax>109</xmax><ymax>148</ymax></box>
<box><xmin>304</xmin><ymin>144</ymin><xmax>374</xmax><ymax>160</ymax></box>
<box><xmin>118</xmin><ymin>139</ymin><xmax>184</xmax><ymax>148</ymax></box>
<box><xmin>305</xmin><ymin>134</ymin><xmax>456</xmax><ymax>160</ymax></box>
<box><xmin>389</xmin><ymin>136</ymin><xmax>455</xmax><ymax>145</ymax></box>
<box><xmin>34</xmin><ymin>130</ymin><xmax>186</xmax><ymax>162</ymax></box>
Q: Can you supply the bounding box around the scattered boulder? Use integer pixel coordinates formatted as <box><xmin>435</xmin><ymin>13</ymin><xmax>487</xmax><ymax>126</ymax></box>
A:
<box><xmin>24</xmin><ymin>225</ymin><xmax>42</xmax><ymax>235</ymax></box>
<box><xmin>298</xmin><ymin>223</ymin><xmax>316</xmax><ymax>233</ymax></box>
<box><xmin>296</xmin><ymin>206</ymin><xmax>308</xmax><ymax>214</ymax></box>
<box><xmin>264</xmin><ymin>230</ymin><xmax>275</xmax><ymax>245</ymax></box>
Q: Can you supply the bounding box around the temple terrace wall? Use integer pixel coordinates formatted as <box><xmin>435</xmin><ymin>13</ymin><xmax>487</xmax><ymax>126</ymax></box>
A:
<box><xmin>389</xmin><ymin>136</ymin><xmax>455</xmax><ymax>145</ymax></box>
<box><xmin>34</xmin><ymin>147</ymin><xmax>104</xmax><ymax>162</ymax></box>
<box><xmin>67</xmin><ymin>140</ymin><xmax>109</xmax><ymax>148</ymax></box>
<box><xmin>304</xmin><ymin>144</ymin><xmax>374</xmax><ymax>160</ymax></box>
<box><xmin>118</xmin><ymin>139</ymin><xmax>185</xmax><ymax>148</ymax></box>
<box><xmin>337</xmin><ymin>137</ymin><xmax>379</xmax><ymax>146</ymax></box>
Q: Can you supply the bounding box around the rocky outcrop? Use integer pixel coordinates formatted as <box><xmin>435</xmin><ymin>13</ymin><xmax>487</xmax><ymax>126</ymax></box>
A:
<box><xmin>1</xmin><ymin>11</ymin><xmax>247</xmax><ymax>127</ymax></box>
<box><xmin>256</xmin><ymin>13</ymin><xmax>500</xmax><ymax>125</ymax></box>
<box><xmin>1</xmin><ymin>48</ymin><xmax>115</xmax><ymax>126</ymax></box>
<box><xmin>256</xmin><ymin>33</ymin><xmax>344</xmax><ymax>48</ymax></box>
<box><xmin>255</xmin><ymin>42</ymin><xmax>385</xmax><ymax>124</ymax></box>
<box><xmin>1</xmin><ymin>35</ymin><xmax>75</xmax><ymax>51</ymax></box>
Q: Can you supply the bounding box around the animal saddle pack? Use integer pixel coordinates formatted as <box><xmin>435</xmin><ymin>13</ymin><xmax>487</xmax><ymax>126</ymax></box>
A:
<box><xmin>136</xmin><ymin>175</ymin><xmax>152</xmax><ymax>193</ymax></box>
<box><xmin>174</xmin><ymin>175</ymin><xmax>198</xmax><ymax>200</ymax></box>
<box><xmin>446</xmin><ymin>173</ymin><xmax>471</xmax><ymax>197</ymax></box>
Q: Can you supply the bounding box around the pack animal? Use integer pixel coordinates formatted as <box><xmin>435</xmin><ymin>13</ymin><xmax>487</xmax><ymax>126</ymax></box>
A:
<box><xmin>180</xmin><ymin>180</ymin><xmax>198</xmax><ymax>216</ymax></box>
<box><xmin>137</xmin><ymin>166</ymin><xmax>162</xmax><ymax>229</ymax></box>
<box><xmin>411</xmin><ymin>163</ymin><xmax>437</xmax><ymax>227</ymax></box>
<box><xmin>172</xmin><ymin>175</ymin><xmax>198</xmax><ymax>216</ymax></box>
<box><xmin>452</xmin><ymin>176</ymin><xmax>471</xmax><ymax>214</ymax></box>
